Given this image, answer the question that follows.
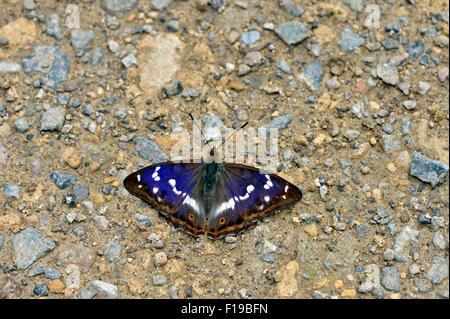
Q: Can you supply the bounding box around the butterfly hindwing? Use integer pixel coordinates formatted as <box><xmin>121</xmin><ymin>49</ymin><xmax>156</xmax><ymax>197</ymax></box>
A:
<box><xmin>124</xmin><ymin>162</ymin><xmax>207</xmax><ymax>236</ymax></box>
<box><xmin>206</xmin><ymin>163</ymin><xmax>302</xmax><ymax>238</ymax></box>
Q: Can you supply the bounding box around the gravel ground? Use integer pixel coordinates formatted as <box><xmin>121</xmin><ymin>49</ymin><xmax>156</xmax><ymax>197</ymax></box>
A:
<box><xmin>0</xmin><ymin>0</ymin><xmax>448</xmax><ymax>299</ymax></box>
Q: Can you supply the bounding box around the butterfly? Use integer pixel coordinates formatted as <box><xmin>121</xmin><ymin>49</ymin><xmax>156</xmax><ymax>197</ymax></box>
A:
<box><xmin>124</xmin><ymin>115</ymin><xmax>302</xmax><ymax>239</ymax></box>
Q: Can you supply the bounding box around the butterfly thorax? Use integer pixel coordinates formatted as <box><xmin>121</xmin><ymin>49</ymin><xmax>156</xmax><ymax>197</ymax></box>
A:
<box><xmin>202</xmin><ymin>161</ymin><xmax>222</xmax><ymax>216</ymax></box>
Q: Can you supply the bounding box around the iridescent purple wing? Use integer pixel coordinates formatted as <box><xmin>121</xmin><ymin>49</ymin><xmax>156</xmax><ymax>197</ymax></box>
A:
<box><xmin>206</xmin><ymin>163</ymin><xmax>302</xmax><ymax>238</ymax></box>
<box><xmin>124</xmin><ymin>162</ymin><xmax>207</xmax><ymax>236</ymax></box>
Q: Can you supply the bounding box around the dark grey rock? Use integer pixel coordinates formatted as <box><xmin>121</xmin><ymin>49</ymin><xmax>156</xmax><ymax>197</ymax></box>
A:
<box><xmin>91</xmin><ymin>46</ymin><xmax>104</xmax><ymax>66</ymax></box>
<box><xmin>241</xmin><ymin>31</ymin><xmax>260</xmax><ymax>45</ymax></box>
<box><xmin>14</xmin><ymin>117</ymin><xmax>31</xmax><ymax>133</ymax></box>
<box><xmin>377</xmin><ymin>62</ymin><xmax>399</xmax><ymax>85</ymax></box>
<box><xmin>72</xmin><ymin>184</ymin><xmax>89</xmax><ymax>202</ymax></box>
<box><xmin>404</xmin><ymin>40</ymin><xmax>424</xmax><ymax>61</ymax></box>
<box><xmin>135</xmin><ymin>213</ymin><xmax>151</xmax><ymax>226</ymax></box>
<box><xmin>414</xmin><ymin>280</ymin><xmax>431</xmax><ymax>292</ymax></box>
<box><xmin>381</xmin><ymin>134</ymin><xmax>400</xmax><ymax>153</ymax></box>
<box><xmin>33</xmin><ymin>283</ymin><xmax>48</xmax><ymax>296</ymax></box>
<box><xmin>339</xmin><ymin>28</ymin><xmax>364</xmax><ymax>52</ymax></box>
<box><xmin>301</xmin><ymin>60</ymin><xmax>322</xmax><ymax>91</ymax></box>
<box><xmin>68</xmin><ymin>97</ymin><xmax>81</xmax><ymax>108</ymax></box>
<box><xmin>22</xmin><ymin>45</ymin><xmax>70</xmax><ymax>89</ymax></box>
<box><xmin>381</xmin><ymin>39</ymin><xmax>399</xmax><ymax>50</ymax></box>
<box><xmin>46</xmin><ymin>13</ymin><xmax>63</xmax><ymax>40</ymax></box>
<box><xmin>181</xmin><ymin>88</ymin><xmax>200</xmax><ymax>101</ymax></box>
<box><xmin>91</xmin><ymin>280</ymin><xmax>118</xmax><ymax>298</ymax></box>
<box><xmin>4</xmin><ymin>184</ymin><xmax>19</xmax><ymax>198</ymax></box>
<box><xmin>280</xmin><ymin>0</ymin><xmax>304</xmax><ymax>17</ymax></box>
<box><xmin>78</xmin><ymin>289</ymin><xmax>97</xmax><ymax>299</ymax></box>
<box><xmin>344</xmin><ymin>129</ymin><xmax>360</xmax><ymax>142</ymax></box>
<box><xmin>276</xmin><ymin>58</ymin><xmax>292</xmax><ymax>74</ymax></box>
<box><xmin>402</xmin><ymin>100</ymin><xmax>417</xmax><ymax>110</ymax></box>
<box><xmin>133</xmin><ymin>137</ymin><xmax>167</xmax><ymax>164</ymax></box>
<box><xmin>114</xmin><ymin>106</ymin><xmax>128</xmax><ymax>119</ymax></box>
<box><xmin>163</xmin><ymin>80</ymin><xmax>183</xmax><ymax>97</ymax></box>
<box><xmin>243</xmin><ymin>51</ymin><xmax>264</xmax><ymax>67</ymax></box>
<box><xmin>166</xmin><ymin>20</ymin><xmax>180</xmax><ymax>32</ymax></box>
<box><xmin>150</xmin><ymin>0</ymin><xmax>172</xmax><ymax>11</ymax></box>
<box><xmin>380</xmin><ymin>266</ymin><xmax>400</xmax><ymax>291</ymax></box>
<box><xmin>424</xmin><ymin>256</ymin><xmax>448</xmax><ymax>284</ymax></box>
<box><xmin>10</xmin><ymin>228</ymin><xmax>56</xmax><ymax>269</ymax></box>
<box><xmin>106</xmin><ymin>241</ymin><xmax>122</xmax><ymax>262</ymax></box>
<box><xmin>385</xmin><ymin>21</ymin><xmax>401</xmax><ymax>33</ymax></box>
<box><xmin>50</xmin><ymin>171</ymin><xmax>78</xmax><ymax>190</ymax></box>
<box><xmin>409</xmin><ymin>153</ymin><xmax>449</xmax><ymax>188</ymax></box>
<box><xmin>275</xmin><ymin>21</ymin><xmax>309</xmax><ymax>46</ymax></box>
<box><xmin>259</xmin><ymin>114</ymin><xmax>293</xmax><ymax>136</ymax></box>
<box><xmin>346</xmin><ymin>0</ymin><xmax>365</xmax><ymax>12</ymax></box>
<box><xmin>260</xmin><ymin>254</ymin><xmax>275</xmax><ymax>263</ymax></box>
<box><xmin>71</xmin><ymin>29</ymin><xmax>95</xmax><ymax>48</ymax></box>
<box><xmin>44</xmin><ymin>267</ymin><xmax>62</xmax><ymax>280</ymax></box>
<box><xmin>153</xmin><ymin>274</ymin><xmax>167</xmax><ymax>286</ymax></box>
<box><xmin>101</xmin><ymin>0</ymin><xmax>138</xmax><ymax>15</ymax></box>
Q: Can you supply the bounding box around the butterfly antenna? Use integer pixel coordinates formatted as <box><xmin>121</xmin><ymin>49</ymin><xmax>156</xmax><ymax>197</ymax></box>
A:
<box><xmin>189</xmin><ymin>112</ymin><xmax>209</xmax><ymax>145</ymax></box>
<box><xmin>218</xmin><ymin>121</ymin><xmax>248</xmax><ymax>149</ymax></box>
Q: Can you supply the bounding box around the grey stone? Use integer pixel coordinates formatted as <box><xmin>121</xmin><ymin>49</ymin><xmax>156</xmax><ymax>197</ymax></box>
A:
<box><xmin>71</xmin><ymin>29</ymin><xmax>95</xmax><ymax>48</ymax></box>
<box><xmin>121</xmin><ymin>53</ymin><xmax>136</xmax><ymax>68</ymax></box>
<box><xmin>424</xmin><ymin>256</ymin><xmax>448</xmax><ymax>284</ymax></box>
<box><xmin>93</xmin><ymin>216</ymin><xmax>110</xmax><ymax>230</ymax></box>
<box><xmin>162</xmin><ymin>80</ymin><xmax>183</xmax><ymax>97</ymax></box>
<box><xmin>153</xmin><ymin>274</ymin><xmax>167</xmax><ymax>286</ymax></box>
<box><xmin>339</xmin><ymin>28</ymin><xmax>364</xmax><ymax>52</ymax></box>
<box><xmin>202</xmin><ymin>112</ymin><xmax>225</xmax><ymax>142</ymax></box>
<box><xmin>135</xmin><ymin>213</ymin><xmax>151</xmax><ymax>226</ymax></box>
<box><xmin>33</xmin><ymin>284</ymin><xmax>48</xmax><ymax>296</ymax></box>
<box><xmin>10</xmin><ymin>228</ymin><xmax>56</xmax><ymax>269</ymax></box>
<box><xmin>377</xmin><ymin>62</ymin><xmax>399</xmax><ymax>85</ymax></box>
<box><xmin>0</xmin><ymin>61</ymin><xmax>22</xmax><ymax>74</ymax></box>
<box><xmin>409</xmin><ymin>153</ymin><xmax>449</xmax><ymax>188</ymax></box>
<box><xmin>78</xmin><ymin>289</ymin><xmax>97</xmax><ymax>299</ymax></box>
<box><xmin>4</xmin><ymin>184</ymin><xmax>19</xmax><ymax>198</ymax></box>
<box><xmin>50</xmin><ymin>171</ymin><xmax>78</xmax><ymax>190</ymax></box>
<box><xmin>241</xmin><ymin>31</ymin><xmax>260</xmax><ymax>45</ymax></box>
<box><xmin>402</xmin><ymin>100</ymin><xmax>417</xmax><ymax>110</ymax></box>
<box><xmin>259</xmin><ymin>114</ymin><xmax>293</xmax><ymax>136</ymax></box>
<box><xmin>22</xmin><ymin>45</ymin><xmax>70</xmax><ymax>89</ymax></box>
<box><xmin>91</xmin><ymin>280</ymin><xmax>118</xmax><ymax>298</ymax></box>
<box><xmin>263</xmin><ymin>240</ymin><xmax>277</xmax><ymax>254</ymax></box>
<box><xmin>181</xmin><ymin>88</ymin><xmax>200</xmax><ymax>101</ymax></box>
<box><xmin>44</xmin><ymin>267</ymin><xmax>62</xmax><ymax>280</ymax></box>
<box><xmin>106</xmin><ymin>241</ymin><xmax>122</xmax><ymax>262</ymax></box>
<box><xmin>0</xmin><ymin>234</ymin><xmax>4</xmax><ymax>250</ymax></box>
<box><xmin>344</xmin><ymin>129</ymin><xmax>360</xmax><ymax>142</ymax></box>
<box><xmin>260</xmin><ymin>254</ymin><xmax>275</xmax><ymax>263</ymax></box>
<box><xmin>381</xmin><ymin>134</ymin><xmax>400</xmax><ymax>153</ymax></box>
<box><xmin>14</xmin><ymin>117</ymin><xmax>30</xmax><ymax>133</ymax></box>
<box><xmin>238</xmin><ymin>64</ymin><xmax>251</xmax><ymax>76</ymax></box>
<box><xmin>300</xmin><ymin>60</ymin><xmax>323</xmax><ymax>91</ymax></box>
<box><xmin>114</xmin><ymin>106</ymin><xmax>128</xmax><ymax>119</ymax></box>
<box><xmin>101</xmin><ymin>0</ymin><xmax>138</xmax><ymax>15</ymax></box>
<box><xmin>72</xmin><ymin>184</ymin><xmax>89</xmax><ymax>202</ymax></box>
<box><xmin>46</xmin><ymin>13</ymin><xmax>63</xmax><ymax>40</ymax></box>
<box><xmin>40</xmin><ymin>107</ymin><xmax>66</xmax><ymax>131</ymax></box>
<box><xmin>23</xmin><ymin>0</ymin><xmax>36</xmax><ymax>10</ymax></box>
<box><xmin>166</xmin><ymin>20</ymin><xmax>180</xmax><ymax>32</ymax></box>
<box><xmin>243</xmin><ymin>51</ymin><xmax>264</xmax><ymax>67</ymax></box>
<box><xmin>393</xmin><ymin>225</ymin><xmax>419</xmax><ymax>262</ymax></box>
<box><xmin>433</xmin><ymin>232</ymin><xmax>446</xmax><ymax>250</ymax></box>
<box><xmin>280</xmin><ymin>0</ymin><xmax>304</xmax><ymax>17</ymax></box>
<box><xmin>107</xmin><ymin>40</ymin><xmax>120</xmax><ymax>53</ymax></box>
<box><xmin>418</xmin><ymin>81</ymin><xmax>431</xmax><ymax>95</ymax></box>
<box><xmin>150</xmin><ymin>0</ymin><xmax>172</xmax><ymax>11</ymax></box>
<box><xmin>133</xmin><ymin>137</ymin><xmax>167</xmax><ymax>164</ymax></box>
<box><xmin>404</xmin><ymin>40</ymin><xmax>424</xmax><ymax>61</ymax></box>
<box><xmin>438</xmin><ymin>67</ymin><xmax>449</xmax><ymax>82</ymax></box>
<box><xmin>91</xmin><ymin>46</ymin><xmax>104</xmax><ymax>66</ymax></box>
<box><xmin>275</xmin><ymin>21</ymin><xmax>309</xmax><ymax>46</ymax></box>
<box><xmin>380</xmin><ymin>266</ymin><xmax>400</xmax><ymax>292</ymax></box>
<box><xmin>414</xmin><ymin>280</ymin><xmax>431</xmax><ymax>292</ymax></box>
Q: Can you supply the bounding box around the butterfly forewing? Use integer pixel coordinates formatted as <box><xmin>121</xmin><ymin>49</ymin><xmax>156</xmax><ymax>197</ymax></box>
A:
<box><xmin>206</xmin><ymin>163</ymin><xmax>302</xmax><ymax>238</ymax></box>
<box><xmin>124</xmin><ymin>162</ymin><xmax>207</xmax><ymax>236</ymax></box>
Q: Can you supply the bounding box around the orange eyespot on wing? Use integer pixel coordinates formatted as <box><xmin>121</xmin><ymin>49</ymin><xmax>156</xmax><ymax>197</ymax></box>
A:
<box><xmin>219</xmin><ymin>217</ymin><xmax>226</xmax><ymax>225</ymax></box>
<box><xmin>188</xmin><ymin>213</ymin><xmax>195</xmax><ymax>221</ymax></box>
